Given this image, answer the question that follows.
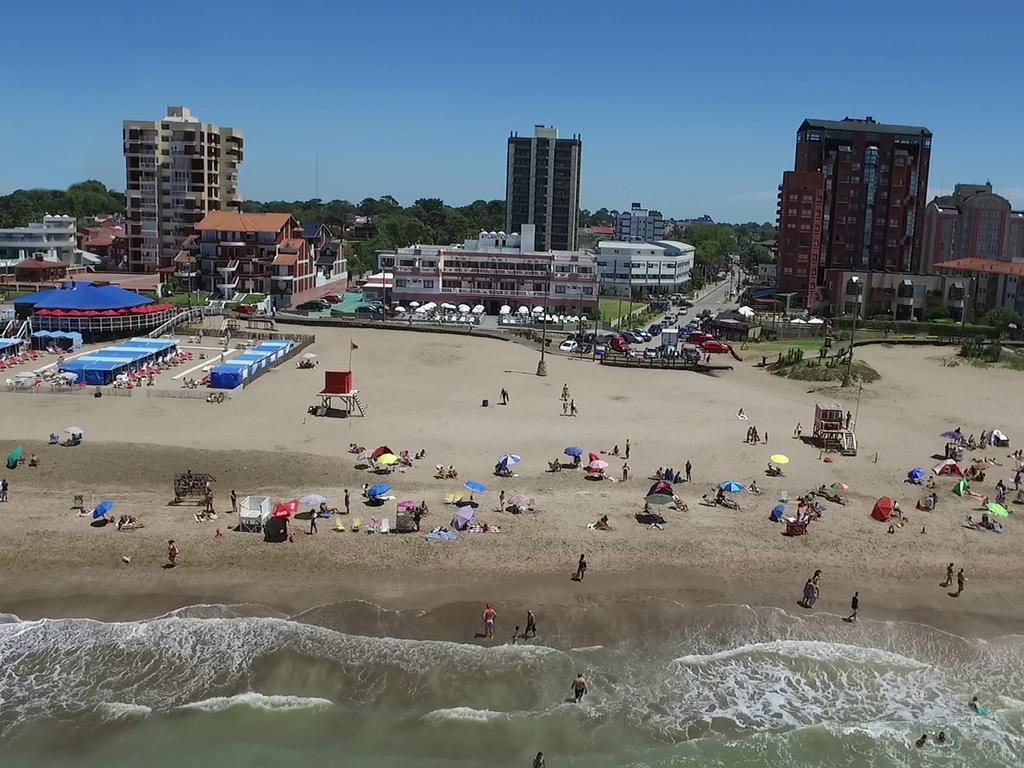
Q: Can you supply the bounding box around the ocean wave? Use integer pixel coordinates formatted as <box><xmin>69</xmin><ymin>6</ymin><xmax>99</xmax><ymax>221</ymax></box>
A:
<box><xmin>0</xmin><ymin>613</ymin><xmax>21</xmax><ymax>625</ymax></box>
<box><xmin>95</xmin><ymin>702</ymin><xmax>152</xmax><ymax>719</ymax></box>
<box><xmin>672</xmin><ymin>639</ymin><xmax>930</xmax><ymax>670</ymax></box>
<box><xmin>422</xmin><ymin>706</ymin><xmax>508</xmax><ymax>723</ymax></box>
<box><xmin>179</xmin><ymin>692</ymin><xmax>332</xmax><ymax>713</ymax></box>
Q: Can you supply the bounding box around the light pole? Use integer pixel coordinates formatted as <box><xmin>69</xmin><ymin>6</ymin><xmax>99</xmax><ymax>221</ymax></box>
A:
<box><xmin>536</xmin><ymin>269</ymin><xmax>550</xmax><ymax>376</ymax></box>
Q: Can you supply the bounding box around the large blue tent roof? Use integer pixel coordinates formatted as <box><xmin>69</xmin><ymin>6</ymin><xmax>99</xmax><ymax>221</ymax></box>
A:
<box><xmin>14</xmin><ymin>281</ymin><xmax>152</xmax><ymax>311</ymax></box>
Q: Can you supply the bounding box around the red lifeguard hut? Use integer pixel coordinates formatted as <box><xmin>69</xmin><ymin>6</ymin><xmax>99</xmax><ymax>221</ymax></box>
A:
<box><xmin>315</xmin><ymin>370</ymin><xmax>365</xmax><ymax>417</ymax></box>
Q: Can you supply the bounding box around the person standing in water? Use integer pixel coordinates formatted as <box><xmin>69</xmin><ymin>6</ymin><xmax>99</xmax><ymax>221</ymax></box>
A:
<box><xmin>482</xmin><ymin>604</ymin><xmax>496</xmax><ymax>639</ymax></box>
<box><xmin>572</xmin><ymin>673</ymin><xmax>588</xmax><ymax>703</ymax></box>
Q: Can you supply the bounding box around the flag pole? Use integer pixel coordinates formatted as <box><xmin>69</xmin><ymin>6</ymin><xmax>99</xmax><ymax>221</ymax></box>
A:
<box><xmin>349</xmin><ymin>337</ymin><xmax>353</xmax><ymax>371</ymax></box>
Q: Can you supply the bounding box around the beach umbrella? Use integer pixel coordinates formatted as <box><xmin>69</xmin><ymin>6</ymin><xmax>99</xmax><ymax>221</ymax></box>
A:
<box><xmin>830</xmin><ymin>482</ymin><xmax>849</xmax><ymax>492</ymax></box>
<box><xmin>472</xmin><ymin>305</ymin><xmax>485</xmax><ymax>315</ymax></box>
<box><xmin>376</xmin><ymin>453</ymin><xmax>399</xmax><ymax>466</ymax></box>
<box><xmin>414</xmin><ymin>305</ymin><xmax>428</xmax><ymax>313</ymax></box>
<box><xmin>409</xmin><ymin>301</ymin><xmax>421</xmax><ymax>308</ymax></box>
<box><xmin>300</xmin><ymin>493</ymin><xmax>327</xmax><ymax>506</ymax></box>
<box><xmin>564</xmin><ymin>446</ymin><xmax>583</xmax><ymax>457</ymax></box>
<box><xmin>720</xmin><ymin>480</ymin><xmax>744</xmax><ymax>493</ymax></box>
<box><xmin>301</xmin><ymin>353</ymin><xmax>317</xmax><ymax>361</ymax></box>
<box><xmin>457</xmin><ymin>304</ymin><xmax>471</xmax><ymax>313</ymax></box>
<box><xmin>499</xmin><ymin>454</ymin><xmax>521</xmax><ymax>466</ymax></box>
<box><xmin>770</xmin><ymin>503</ymin><xmax>786</xmax><ymax>522</ymax></box>
<box><xmin>907</xmin><ymin>467</ymin><xmax>926</xmax><ymax>481</ymax></box>
<box><xmin>393</xmin><ymin>306</ymin><xmax>407</xmax><ymax>313</ymax></box>
<box><xmin>464</xmin><ymin>480</ymin><xmax>487</xmax><ymax>494</ymax></box>
<box><xmin>808</xmin><ymin>318</ymin><xmax>825</xmax><ymax>325</ymax></box>
<box><xmin>452</xmin><ymin>506</ymin><xmax>476</xmax><ymax>531</ymax></box>
<box><xmin>532</xmin><ymin>306</ymin><xmax>544</xmax><ymax>314</ymax></box>
<box><xmin>272</xmin><ymin>500</ymin><xmax>298</xmax><ymax>519</ymax></box>
<box><xmin>588</xmin><ymin>460</ymin><xmax>609</xmax><ymax>471</ymax></box>
<box><xmin>64</xmin><ymin>426</ymin><xmax>84</xmax><ymax>437</ymax></box>
<box><xmin>499</xmin><ymin>305</ymin><xmax>512</xmax><ymax>316</ymax></box>
<box><xmin>371</xmin><ymin>445</ymin><xmax>393</xmax><ymax>460</ymax></box>
<box><xmin>941</xmin><ymin>431</ymin><xmax>962</xmax><ymax>441</ymax></box>
<box><xmin>517</xmin><ymin>306</ymin><xmax>529</xmax><ymax>315</ymax></box>
<box><xmin>647</xmin><ymin>481</ymin><xmax>673</xmax><ymax>498</ymax></box>
<box><xmin>367</xmin><ymin>483</ymin><xmax>391</xmax><ymax>498</ymax></box>
<box><xmin>954</xmin><ymin>479</ymin><xmax>969</xmax><ymax>496</ymax></box>
<box><xmin>986</xmin><ymin>502</ymin><xmax>1009</xmax><ymax>517</ymax></box>
<box><xmin>91</xmin><ymin>499</ymin><xmax>115</xmax><ymax>519</ymax></box>
<box><xmin>769</xmin><ymin>454</ymin><xmax>790</xmax><ymax>465</ymax></box>
<box><xmin>645</xmin><ymin>493</ymin><xmax>675</xmax><ymax>505</ymax></box>
<box><xmin>397</xmin><ymin>500</ymin><xmax>416</xmax><ymax>511</ymax></box>
<box><xmin>508</xmin><ymin>494</ymin><xmax>530</xmax><ymax>508</ymax></box>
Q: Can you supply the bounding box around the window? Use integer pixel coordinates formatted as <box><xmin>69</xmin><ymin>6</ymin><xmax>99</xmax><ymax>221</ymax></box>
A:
<box><xmin>788</xmin><ymin>208</ymin><xmax>798</xmax><ymax>216</ymax></box>
<box><xmin>423</xmin><ymin>280</ymin><xmax>434</xmax><ymax>288</ymax></box>
<box><xmin>554</xmin><ymin>284</ymin><xmax>566</xmax><ymax>294</ymax></box>
<box><xmin>583</xmin><ymin>287</ymin><xmax>593</xmax><ymax>295</ymax></box>
<box><xmin>395</xmin><ymin>278</ymin><xmax>407</xmax><ymax>288</ymax></box>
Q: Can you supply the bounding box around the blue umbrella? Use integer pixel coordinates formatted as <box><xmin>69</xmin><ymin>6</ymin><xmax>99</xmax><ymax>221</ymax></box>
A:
<box><xmin>907</xmin><ymin>468</ymin><xmax>925</xmax><ymax>481</ymax></box>
<box><xmin>770</xmin><ymin>503</ymin><xmax>786</xmax><ymax>522</ymax></box>
<box><xmin>92</xmin><ymin>499</ymin><xmax>115</xmax><ymax>519</ymax></box>
<box><xmin>499</xmin><ymin>454</ymin><xmax>521</xmax><ymax>466</ymax></box>
<box><xmin>464</xmin><ymin>480</ymin><xmax>487</xmax><ymax>494</ymax></box>
<box><xmin>367</xmin><ymin>483</ymin><xmax>391</xmax><ymax>498</ymax></box>
<box><xmin>720</xmin><ymin>481</ymin><xmax>744</xmax><ymax>493</ymax></box>
<box><xmin>563</xmin><ymin>447</ymin><xmax>583</xmax><ymax>457</ymax></box>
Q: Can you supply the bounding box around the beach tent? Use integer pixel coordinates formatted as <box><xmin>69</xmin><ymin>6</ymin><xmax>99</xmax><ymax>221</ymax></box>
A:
<box><xmin>239</xmin><ymin>496</ymin><xmax>270</xmax><ymax>532</ymax></box>
<box><xmin>932</xmin><ymin>459</ymin><xmax>963</xmax><ymax>477</ymax></box>
<box><xmin>371</xmin><ymin>445</ymin><xmax>393</xmax><ymax>460</ymax></box>
<box><xmin>272</xmin><ymin>499</ymin><xmax>298</xmax><ymax>519</ymax></box>
<box><xmin>770</xmin><ymin>503</ymin><xmax>786</xmax><ymax>522</ymax></box>
<box><xmin>451</xmin><ymin>506</ymin><xmax>475</xmax><ymax>531</ymax></box>
<box><xmin>6</xmin><ymin>446</ymin><xmax>22</xmax><ymax>470</ymax></box>
<box><xmin>870</xmin><ymin>497</ymin><xmax>894</xmax><ymax>522</ymax></box>
<box><xmin>989</xmin><ymin>430</ymin><xmax>1010</xmax><ymax>447</ymax></box>
<box><xmin>953</xmin><ymin>479</ymin><xmax>969</xmax><ymax>497</ymax></box>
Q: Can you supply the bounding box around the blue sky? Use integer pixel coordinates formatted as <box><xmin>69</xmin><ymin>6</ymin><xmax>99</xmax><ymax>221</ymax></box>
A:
<box><xmin>1</xmin><ymin>0</ymin><xmax>1022</xmax><ymax>222</ymax></box>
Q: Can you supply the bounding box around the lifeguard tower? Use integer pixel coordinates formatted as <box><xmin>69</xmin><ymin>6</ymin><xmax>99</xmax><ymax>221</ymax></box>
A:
<box><xmin>314</xmin><ymin>370</ymin><xmax>365</xmax><ymax>417</ymax></box>
<box><xmin>812</xmin><ymin>401</ymin><xmax>856</xmax><ymax>455</ymax></box>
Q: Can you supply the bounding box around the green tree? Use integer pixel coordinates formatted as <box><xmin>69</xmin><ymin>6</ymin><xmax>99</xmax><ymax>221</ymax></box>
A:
<box><xmin>983</xmin><ymin>306</ymin><xmax>1022</xmax><ymax>334</ymax></box>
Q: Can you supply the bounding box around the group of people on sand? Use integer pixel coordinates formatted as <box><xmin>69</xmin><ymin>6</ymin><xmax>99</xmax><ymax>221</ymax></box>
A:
<box><xmin>798</xmin><ymin>569</ymin><xmax>822</xmax><ymax>608</ymax></box>
<box><xmin>744</xmin><ymin>425</ymin><xmax>767</xmax><ymax>444</ymax></box>
<box><xmin>434</xmin><ymin>465</ymin><xmax>458</xmax><ymax>479</ymax></box>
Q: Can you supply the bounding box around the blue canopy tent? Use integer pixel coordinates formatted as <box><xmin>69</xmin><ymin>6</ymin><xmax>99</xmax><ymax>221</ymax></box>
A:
<box><xmin>58</xmin><ymin>338</ymin><xmax>178</xmax><ymax>385</ymax></box>
<box><xmin>14</xmin><ymin>281</ymin><xmax>151</xmax><ymax>311</ymax></box>
<box><xmin>30</xmin><ymin>330</ymin><xmax>83</xmax><ymax>351</ymax></box>
<box><xmin>208</xmin><ymin>339</ymin><xmax>293</xmax><ymax>389</ymax></box>
<box><xmin>0</xmin><ymin>338</ymin><xmax>23</xmax><ymax>357</ymax></box>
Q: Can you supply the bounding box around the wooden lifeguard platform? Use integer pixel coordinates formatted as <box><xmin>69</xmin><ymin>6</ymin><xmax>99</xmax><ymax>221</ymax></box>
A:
<box><xmin>315</xmin><ymin>370</ymin><xmax>365</xmax><ymax>417</ymax></box>
<box><xmin>813</xmin><ymin>401</ymin><xmax>857</xmax><ymax>455</ymax></box>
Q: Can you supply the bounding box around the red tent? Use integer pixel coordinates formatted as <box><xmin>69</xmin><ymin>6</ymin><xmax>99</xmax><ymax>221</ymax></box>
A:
<box><xmin>272</xmin><ymin>500</ymin><xmax>298</xmax><ymax>519</ymax></box>
<box><xmin>588</xmin><ymin>452</ymin><xmax>600</xmax><ymax>463</ymax></box>
<box><xmin>933</xmin><ymin>460</ymin><xmax>963</xmax><ymax>476</ymax></box>
<box><xmin>371</xmin><ymin>445</ymin><xmax>393</xmax><ymax>460</ymax></box>
<box><xmin>870</xmin><ymin>497</ymin><xmax>893</xmax><ymax>522</ymax></box>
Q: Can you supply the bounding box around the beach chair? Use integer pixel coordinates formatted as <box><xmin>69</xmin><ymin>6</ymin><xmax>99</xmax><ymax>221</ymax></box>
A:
<box><xmin>779</xmin><ymin>490</ymin><xmax>790</xmax><ymax>503</ymax></box>
<box><xmin>444</xmin><ymin>492</ymin><xmax>464</xmax><ymax>505</ymax></box>
<box><xmin>351</xmin><ymin>517</ymin><xmax>362</xmax><ymax>532</ymax></box>
<box><xmin>333</xmin><ymin>517</ymin><xmax>346</xmax><ymax>532</ymax></box>
<box><xmin>71</xmin><ymin>494</ymin><xmax>84</xmax><ymax>512</ymax></box>
<box><xmin>380</xmin><ymin>518</ymin><xmax>391</xmax><ymax>534</ymax></box>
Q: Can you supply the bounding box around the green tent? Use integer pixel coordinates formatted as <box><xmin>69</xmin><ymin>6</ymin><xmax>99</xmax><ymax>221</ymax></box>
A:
<box><xmin>6</xmin><ymin>446</ymin><xmax>22</xmax><ymax>470</ymax></box>
<box><xmin>953</xmin><ymin>479</ymin><xmax>969</xmax><ymax>497</ymax></box>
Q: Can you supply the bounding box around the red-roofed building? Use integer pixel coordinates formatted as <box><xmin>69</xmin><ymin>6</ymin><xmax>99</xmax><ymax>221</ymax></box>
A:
<box><xmin>14</xmin><ymin>257</ymin><xmax>68</xmax><ymax>282</ymax></box>
<box><xmin>77</xmin><ymin>222</ymin><xmax>127</xmax><ymax>266</ymax></box>
<box><xmin>194</xmin><ymin>211</ymin><xmax>314</xmax><ymax>308</ymax></box>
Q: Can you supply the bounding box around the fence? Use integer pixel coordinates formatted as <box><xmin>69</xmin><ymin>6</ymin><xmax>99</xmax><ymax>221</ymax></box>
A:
<box><xmin>147</xmin><ymin>388</ymin><xmax>230</xmax><ymax>401</ymax></box>
<box><xmin>4</xmin><ymin>382</ymin><xmax>134</xmax><ymax>396</ymax></box>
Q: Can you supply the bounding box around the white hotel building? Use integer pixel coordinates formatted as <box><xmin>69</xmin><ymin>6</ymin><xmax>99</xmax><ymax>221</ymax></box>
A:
<box><xmin>376</xmin><ymin>224</ymin><xmax>599</xmax><ymax>315</ymax></box>
<box><xmin>595</xmin><ymin>240</ymin><xmax>694</xmax><ymax>296</ymax></box>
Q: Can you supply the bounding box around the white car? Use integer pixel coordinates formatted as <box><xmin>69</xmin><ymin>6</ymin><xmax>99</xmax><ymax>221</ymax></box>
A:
<box><xmin>559</xmin><ymin>339</ymin><xmax>579</xmax><ymax>353</ymax></box>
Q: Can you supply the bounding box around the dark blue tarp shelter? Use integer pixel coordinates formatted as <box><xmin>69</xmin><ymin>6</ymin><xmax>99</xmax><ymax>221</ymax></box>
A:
<box><xmin>13</xmin><ymin>281</ymin><xmax>151</xmax><ymax>310</ymax></box>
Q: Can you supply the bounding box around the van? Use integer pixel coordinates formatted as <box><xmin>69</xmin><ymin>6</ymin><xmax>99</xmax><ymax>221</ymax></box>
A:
<box><xmin>610</xmin><ymin>335</ymin><xmax>630</xmax><ymax>353</ymax></box>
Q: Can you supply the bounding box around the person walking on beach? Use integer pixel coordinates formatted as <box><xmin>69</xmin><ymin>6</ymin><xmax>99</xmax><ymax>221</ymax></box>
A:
<box><xmin>941</xmin><ymin>562</ymin><xmax>954</xmax><ymax>587</ymax></box>
<box><xmin>572</xmin><ymin>673</ymin><xmax>588</xmax><ymax>703</ymax></box>
<box><xmin>622</xmin><ymin>462</ymin><xmax>629</xmax><ymax>482</ymax></box>
<box><xmin>309</xmin><ymin>510</ymin><xmax>318</xmax><ymax>534</ymax></box>
<box><xmin>685</xmin><ymin>460</ymin><xmax>692</xmax><ymax>483</ymax></box>
<box><xmin>846</xmin><ymin>592</ymin><xmax>859</xmax><ymax>622</ymax></box>
<box><xmin>573</xmin><ymin>554</ymin><xmax>587</xmax><ymax>582</ymax></box>
<box><xmin>500</xmin><ymin>387</ymin><xmax>509</xmax><ymax>406</ymax></box>
<box><xmin>166</xmin><ymin>539</ymin><xmax>179</xmax><ymax>568</ymax></box>
<box><xmin>0</xmin><ymin>477</ymin><xmax>7</xmax><ymax>502</ymax></box>
<box><xmin>794</xmin><ymin>422</ymin><xmax>802</xmax><ymax>439</ymax></box>
<box><xmin>482</xmin><ymin>604</ymin><xmax>497</xmax><ymax>639</ymax></box>
<box><xmin>525</xmin><ymin>609</ymin><xmax>537</xmax><ymax>638</ymax></box>
<box><xmin>230</xmin><ymin>489</ymin><xmax>237</xmax><ymax>514</ymax></box>
<box><xmin>562</xmin><ymin>400</ymin><xmax>569</xmax><ymax>416</ymax></box>
<box><xmin>533</xmin><ymin>752</ymin><xmax>546</xmax><ymax>768</ymax></box>
<box><xmin>499</xmin><ymin>490</ymin><xmax>506</xmax><ymax>511</ymax></box>
<box><xmin>570</xmin><ymin>400</ymin><xmax>578</xmax><ymax>417</ymax></box>
<box><xmin>625</xmin><ymin>438</ymin><xmax>631</xmax><ymax>459</ymax></box>
<box><xmin>955</xmin><ymin>568</ymin><xmax>966</xmax><ymax>597</ymax></box>
<box><xmin>344</xmin><ymin>489</ymin><xmax>350</xmax><ymax>515</ymax></box>
<box><xmin>764</xmin><ymin>431</ymin><xmax>769</xmax><ymax>445</ymax></box>
<box><xmin>561</xmin><ymin>383</ymin><xmax>570</xmax><ymax>402</ymax></box>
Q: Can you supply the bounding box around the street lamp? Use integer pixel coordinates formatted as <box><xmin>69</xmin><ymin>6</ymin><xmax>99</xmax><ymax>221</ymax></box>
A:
<box><xmin>536</xmin><ymin>268</ymin><xmax>550</xmax><ymax>377</ymax></box>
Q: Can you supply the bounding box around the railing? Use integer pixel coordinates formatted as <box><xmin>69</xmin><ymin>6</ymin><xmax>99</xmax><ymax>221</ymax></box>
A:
<box><xmin>439</xmin><ymin>287</ymin><xmax>547</xmax><ymax>297</ymax></box>
<box><xmin>148</xmin><ymin>307</ymin><xmax>206</xmax><ymax>338</ymax></box>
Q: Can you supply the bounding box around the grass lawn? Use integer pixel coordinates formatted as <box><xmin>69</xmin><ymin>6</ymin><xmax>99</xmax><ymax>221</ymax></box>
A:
<box><xmin>743</xmin><ymin>338</ymin><xmax>828</xmax><ymax>356</ymax></box>
<box><xmin>0</xmin><ymin>290</ymin><xmax>36</xmax><ymax>304</ymax></box>
<box><xmin>240</xmin><ymin>293</ymin><xmax>266</xmax><ymax>305</ymax></box>
<box><xmin>144</xmin><ymin>291</ymin><xmax>210</xmax><ymax>308</ymax></box>
<box><xmin>598</xmin><ymin>297</ymin><xmax>645</xmax><ymax>323</ymax></box>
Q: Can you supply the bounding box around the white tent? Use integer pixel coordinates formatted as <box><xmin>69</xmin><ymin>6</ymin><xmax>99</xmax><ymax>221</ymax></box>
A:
<box><xmin>808</xmin><ymin>318</ymin><xmax>825</xmax><ymax>325</ymax></box>
<box><xmin>393</xmin><ymin>306</ymin><xmax>407</xmax><ymax>313</ymax></box>
<box><xmin>414</xmin><ymin>305</ymin><xmax>429</xmax><ymax>314</ymax></box>
<box><xmin>791</xmin><ymin>318</ymin><xmax>807</xmax><ymax>324</ymax></box>
<box><xmin>499</xmin><ymin>305</ymin><xmax>512</xmax><ymax>315</ymax></box>
<box><xmin>737</xmin><ymin>306</ymin><xmax>755</xmax><ymax>317</ymax></box>
<box><xmin>532</xmin><ymin>306</ymin><xmax>544</xmax><ymax>314</ymax></box>
<box><xmin>441</xmin><ymin>302</ymin><xmax>457</xmax><ymax>310</ymax></box>
<box><xmin>239</xmin><ymin>496</ymin><xmax>270</xmax><ymax>532</ymax></box>
<box><xmin>989</xmin><ymin>429</ymin><xmax>1010</xmax><ymax>447</ymax></box>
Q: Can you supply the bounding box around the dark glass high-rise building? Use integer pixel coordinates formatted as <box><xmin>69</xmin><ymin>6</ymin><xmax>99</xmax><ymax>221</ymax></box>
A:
<box><xmin>505</xmin><ymin>125</ymin><xmax>581</xmax><ymax>251</ymax></box>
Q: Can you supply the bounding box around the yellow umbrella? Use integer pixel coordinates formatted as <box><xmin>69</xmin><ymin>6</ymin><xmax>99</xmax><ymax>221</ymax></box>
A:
<box><xmin>770</xmin><ymin>454</ymin><xmax>790</xmax><ymax>465</ymax></box>
<box><xmin>377</xmin><ymin>453</ymin><xmax>399</xmax><ymax>466</ymax></box>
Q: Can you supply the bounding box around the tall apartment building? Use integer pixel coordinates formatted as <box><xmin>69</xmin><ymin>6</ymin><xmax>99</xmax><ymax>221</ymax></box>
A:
<box><xmin>920</xmin><ymin>182</ymin><xmax>1024</xmax><ymax>272</ymax></box>
<box><xmin>614</xmin><ymin>202</ymin><xmax>665</xmax><ymax>242</ymax></box>
<box><xmin>506</xmin><ymin>125</ymin><xmax>582</xmax><ymax>252</ymax></box>
<box><xmin>123</xmin><ymin>106</ymin><xmax>244</xmax><ymax>274</ymax></box>
<box><xmin>776</xmin><ymin>116</ymin><xmax>932</xmax><ymax>308</ymax></box>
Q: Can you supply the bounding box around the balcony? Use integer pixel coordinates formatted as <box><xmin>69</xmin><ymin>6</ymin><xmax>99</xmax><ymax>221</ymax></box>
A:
<box><xmin>217</xmin><ymin>260</ymin><xmax>239</xmax><ymax>274</ymax></box>
<box><xmin>217</xmin><ymin>277</ymin><xmax>239</xmax><ymax>292</ymax></box>
<box><xmin>440</xmin><ymin>287</ymin><xmax>547</xmax><ymax>298</ymax></box>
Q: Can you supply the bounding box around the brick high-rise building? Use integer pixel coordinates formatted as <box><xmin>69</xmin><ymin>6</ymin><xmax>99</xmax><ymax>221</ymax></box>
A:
<box><xmin>505</xmin><ymin>125</ymin><xmax>582</xmax><ymax>251</ymax></box>
<box><xmin>123</xmin><ymin>106</ymin><xmax>244</xmax><ymax>273</ymax></box>
<box><xmin>920</xmin><ymin>182</ymin><xmax>1024</xmax><ymax>272</ymax></box>
<box><xmin>776</xmin><ymin>116</ymin><xmax>932</xmax><ymax>308</ymax></box>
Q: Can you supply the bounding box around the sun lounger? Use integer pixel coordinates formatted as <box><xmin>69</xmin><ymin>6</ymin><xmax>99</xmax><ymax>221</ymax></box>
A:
<box><xmin>380</xmin><ymin>517</ymin><xmax>391</xmax><ymax>534</ymax></box>
<box><xmin>333</xmin><ymin>517</ymin><xmax>346</xmax><ymax>531</ymax></box>
<box><xmin>444</xmin><ymin>493</ymin><xmax>464</xmax><ymax>505</ymax></box>
<box><xmin>351</xmin><ymin>517</ymin><xmax>362</xmax><ymax>532</ymax></box>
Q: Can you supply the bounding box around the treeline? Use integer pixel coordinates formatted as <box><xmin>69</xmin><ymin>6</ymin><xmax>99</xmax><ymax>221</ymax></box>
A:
<box><xmin>0</xmin><ymin>181</ymin><xmax>125</xmax><ymax>228</ymax></box>
<box><xmin>675</xmin><ymin>221</ymin><xmax>776</xmax><ymax>288</ymax></box>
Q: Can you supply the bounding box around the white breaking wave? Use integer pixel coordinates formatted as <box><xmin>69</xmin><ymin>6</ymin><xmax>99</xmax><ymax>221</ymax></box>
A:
<box><xmin>96</xmin><ymin>702</ymin><xmax>152</xmax><ymax>719</ymax></box>
<box><xmin>422</xmin><ymin>706</ymin><xmax>507</xmax><ymax>723</ymax></box>
<box><xmin>179</xmin><ymin>692</ymin><xmax>333</xmax><ymax>713</ymax></box>
<box><xmin>672</xmin><ymin>639</ymin><xmax>930</xmax><ymax>670</ymax></box>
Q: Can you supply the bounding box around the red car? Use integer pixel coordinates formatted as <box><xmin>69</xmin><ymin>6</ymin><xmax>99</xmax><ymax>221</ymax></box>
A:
<box><xmin>322</xmin><ymin>294</ymin><xmax>341</xmax><ymax>303</ymax></box>
<box><xmin>232</xmin><ymin>304</ymin><xmax>257</xmax><ymax>315</ymax></box>
<box><xmin>701</xmin><ymin>340</ymin><xmax>730</xmax><ymax>354</ymax></box>
<box><xmin>686</xmin><ymin>331</ymin><xmax>712</xmax><ymax>344</ymax></box>
<box><xmin>609</xmin><ymin>335</ymin><xmax>631</xmax><ymax>353</ymax></box>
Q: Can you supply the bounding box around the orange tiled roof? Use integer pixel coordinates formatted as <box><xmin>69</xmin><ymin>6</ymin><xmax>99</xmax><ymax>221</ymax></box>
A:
<box><xmin>273</xmin><ymin>253</ymin><xmax>298</xmax><ymax>266</ymax></box>
<box><xmin>934</xmin><ymin>258</ymin><xmax>1024</xmax><ymax>278</ymax></box>
<box><xmin>196</xmin><ymin>211</ymin><xmax>294</xmax><ymax>233</ymax></box>
<box><xmin>279</xmin><ymin>238</ymin><xmax>306</xmax><ymax>250</ymax></box>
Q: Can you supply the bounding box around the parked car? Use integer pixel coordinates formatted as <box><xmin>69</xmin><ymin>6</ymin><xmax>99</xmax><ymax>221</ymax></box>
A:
<box><xmin>679</xmin><ymin>308</ymin><xmax>689</xmax><ymax>316</ymax></box>
<box><xmin>296</xmin><ymin>300</ymin><xmax>330</xmax><ymax>311</ymax></box>
<box><xmin>232</xmin><ymin>304</ymin><xmax>257</xmax><ymax>315</ymax></box>
<box><xmin>609</xmin><ymin>335</ymin><xmax>631</xmax><ymax>353</ymax></box>
<box><xmin>322</xmin><ymin>294</ymin><xmax>342</xmax><ymax>303</ymax></box>
<box><xmin>686</xmin><ymin>331</ymin><xmax>713</xmax><ymax>344</ymax></box>
<box><xmin>643</xmin><ymin>348</ymin><xmax>660</xmax><ymax>359</ymax></box>
<box><xmin>701</xmin><ymin>340</ymin><xmax>730</xmax><ymax>354</ymax></box>
<box><xmin>647</xmin><ymin>323</ymin><xmax>663</xmax><ymax>336</ymax></box>
<box><xmin>559</xmin><ymin>339</ymin><xmax>579</xmax><ymax>353</ymax></box>
<box><xmin>630</xmin><ymin>329</ymin><xmax>652</xmax><ymax>342</ymax></box>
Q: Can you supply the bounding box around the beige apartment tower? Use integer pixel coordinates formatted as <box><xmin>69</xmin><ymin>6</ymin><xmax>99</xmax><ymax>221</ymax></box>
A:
<box><xmin>123</xmin><ymin>106</ymin><xmax>244</xmax><ymax>273</ymax></box>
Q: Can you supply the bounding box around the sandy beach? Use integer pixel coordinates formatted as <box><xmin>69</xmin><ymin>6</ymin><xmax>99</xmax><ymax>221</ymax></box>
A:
<box><xmin>1</xmin><ymin>323</ymin><xmax>1022</xmax><ymax>632</ymax></box>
